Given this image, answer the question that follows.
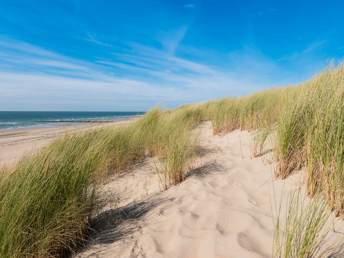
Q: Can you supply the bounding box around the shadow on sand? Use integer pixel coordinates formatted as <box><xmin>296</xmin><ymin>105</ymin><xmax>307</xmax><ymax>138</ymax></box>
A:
<box><xmin>73</xmin><ymin>160</ymin><xmax>222</xmax><ymax>257</ymax></box>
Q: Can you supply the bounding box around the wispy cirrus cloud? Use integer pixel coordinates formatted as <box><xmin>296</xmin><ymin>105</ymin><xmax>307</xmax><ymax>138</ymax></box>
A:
<box><xmin>303</xmin><ymin>40</ymin><xmax>328</xmax><ymax>52</ymax></box>
<box><xmin>0</xmin><ymin>37</ymin><xmax>237</xmax><ymax>110</ymax></box>
<box><xmin>156</xmin><ymin>26</ymin><xmax>189</xmax><ymax>54</ymax></box>
<box><xmin>85</xmin><ymin>32</ymin><xmax>113</xmax><ymax>47</ymax></box>
<box><xmin>0</xmin><ymin>35</ymin><xmax>325</xmax><ymax>111</ymax></box>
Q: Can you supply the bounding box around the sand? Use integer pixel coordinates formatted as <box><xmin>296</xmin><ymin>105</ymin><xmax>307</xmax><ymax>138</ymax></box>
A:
<box><xmin>72</xmin><ymin>121</ymin><xmax>344</xmax><ymax>258</ymax></box>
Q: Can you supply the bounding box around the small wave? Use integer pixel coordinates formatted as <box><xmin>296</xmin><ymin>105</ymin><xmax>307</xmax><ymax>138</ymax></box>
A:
<box><xmin>0</xmin><ymin>122</ymin><xmax>18</xmax><ymax>125</ymax></box>
<box><xmin>0</xmin><ymin>122</ymin><xmax>77</xmax><ymax>131</ymax></box>
<box><xmin>39</xmin><ymin>115</ymin><xmax>142</xmax><ymax>122</ymax></box>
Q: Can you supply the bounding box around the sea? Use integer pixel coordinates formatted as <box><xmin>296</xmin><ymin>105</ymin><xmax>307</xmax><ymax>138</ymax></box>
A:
<box><xmin>0</xmin><ymin>111</ymin><xmax>145</xmax><ymax>131</ymax></box>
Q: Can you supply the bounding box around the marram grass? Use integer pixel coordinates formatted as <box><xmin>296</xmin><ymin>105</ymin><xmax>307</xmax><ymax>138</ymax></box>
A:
<box><xmin>274</xmin><ymin>65</ymin><xmax>344</xmax><ymax>217</ymax></box>
<box><xmin>193</xmin><ymin>64</ymin><xmax>344</xmax><ymax>218</ymax></box>
<box><xmin>272</xmin><ymin>183</ymin><xmax>340</xmax><ymax>258</ymax></box>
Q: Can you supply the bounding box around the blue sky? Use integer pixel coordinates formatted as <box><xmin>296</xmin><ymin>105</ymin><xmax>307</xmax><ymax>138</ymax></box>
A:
<box><xmin>0</xmin><ymin>0</ymin><xmax>343</xmax><ymax>111</ymax></box>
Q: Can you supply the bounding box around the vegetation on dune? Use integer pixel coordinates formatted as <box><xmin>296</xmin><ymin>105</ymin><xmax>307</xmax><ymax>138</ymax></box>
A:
<box><xmin>189</xmin><ymin>64</ymin><xmax>344</xmax><ymax>218</ymax></box>
<box><xmin>0</xmin><ymin>106</ymin><xmax>201</xmax><ymax>257</ymax></box>
<box><xmin>274</xmin><ymin>65</ymin><xmax>344</xmax><ymax>217</ymax></box>
<box><xmin>2</xmin><ymin>63</ymin><xmax>344</xmax><ymax>257</ymax></box>
<box><xmin>273</xmin><ymin>183</ymin><xmax>338</xmax><ymax>258</ymax></box>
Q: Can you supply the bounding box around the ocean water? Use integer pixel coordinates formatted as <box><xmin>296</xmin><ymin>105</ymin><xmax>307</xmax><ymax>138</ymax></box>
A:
<box><xmin>0</xmin><ymin>111</ymin><xmax>145</xmax><ymax>131</ymax></box>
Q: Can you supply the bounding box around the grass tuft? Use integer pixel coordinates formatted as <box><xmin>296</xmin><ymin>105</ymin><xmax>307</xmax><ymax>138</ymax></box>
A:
<box><xmin>273</xmin><ymin>183</ymin><xmax>341</xmax><ymax>258</ymax></box>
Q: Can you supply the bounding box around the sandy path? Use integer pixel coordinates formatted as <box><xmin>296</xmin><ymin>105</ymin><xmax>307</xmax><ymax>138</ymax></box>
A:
<box><xmin>74</xmin><ymin>121</ymin><xmax>284</xmax><ymax>258</ymax></box>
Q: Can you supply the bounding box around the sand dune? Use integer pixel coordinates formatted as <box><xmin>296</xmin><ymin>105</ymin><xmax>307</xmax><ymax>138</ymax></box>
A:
<box><xmin>74</xmin><ymin>121</ymin><xmax>308</xmax><ymax>258</ymax></box>
<box><xmin>4</xmin><ymin>120</ymin><xmax>341</xmax><ymax>257</ymax></box>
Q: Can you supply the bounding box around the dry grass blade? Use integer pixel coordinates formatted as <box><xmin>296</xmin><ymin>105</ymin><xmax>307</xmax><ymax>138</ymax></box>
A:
<box><xmin>273</xmin><ymin>182</ymin><xmax>342</xmax><ymax>258</ymax></box>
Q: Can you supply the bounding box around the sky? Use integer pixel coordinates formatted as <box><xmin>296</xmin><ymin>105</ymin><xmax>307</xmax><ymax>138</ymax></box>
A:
<box><xmin>0</xmin><ymin>0</ymin><xmax>343</xmax><ymax>111</ymax></box>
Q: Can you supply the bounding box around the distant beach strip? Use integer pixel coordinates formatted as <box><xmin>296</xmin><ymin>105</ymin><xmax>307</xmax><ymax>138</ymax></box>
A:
<box><xmin>0</xmin><ymin>111</ymin><xmax>145</xmax><ymax>131</ymax></box>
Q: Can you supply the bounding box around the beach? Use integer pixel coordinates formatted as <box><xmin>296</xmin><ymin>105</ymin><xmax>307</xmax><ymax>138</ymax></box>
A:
<box><xmin>0</xmin><ymin>119</ymin><xmax>134</xmax><ymax>167</ymax></box>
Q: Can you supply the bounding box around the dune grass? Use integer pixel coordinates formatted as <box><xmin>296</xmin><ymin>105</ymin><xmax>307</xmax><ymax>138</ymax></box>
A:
<box><xmin>186</xmin><ymin>64</ymin><xmax>344</xmax><ymax>218</ymax></box>
<box><xmin>159</xmin><ymin>64</ymin><xmax>344</xmax><ymax>217</ymax></box>
<box><xmin>274</xmin><ymin>65</ymin><xmax>344</xmax><ymax>217</ymax></box>
<box><xmin>179</xmin><ymin>64</ymin><xmax>344</xmax><ymax>256</ymax></box>
<box><xmin>273</xmin><ymin>183</ymin><xmax>339</xmax><ymax>258</ymax></box>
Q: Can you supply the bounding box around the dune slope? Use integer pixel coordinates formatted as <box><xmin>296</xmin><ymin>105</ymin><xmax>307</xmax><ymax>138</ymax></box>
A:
<box><xmin>74</xmin><ymin>121</ymin><xmax>343</xmax><ymax>258</ymax></box>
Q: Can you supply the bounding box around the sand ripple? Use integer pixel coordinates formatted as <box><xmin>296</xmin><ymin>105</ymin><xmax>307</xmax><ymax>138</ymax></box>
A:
<box><xmin>75</xmin><ymin>121</ymin><xmax>278</xmax><ymax>258</ymax></box>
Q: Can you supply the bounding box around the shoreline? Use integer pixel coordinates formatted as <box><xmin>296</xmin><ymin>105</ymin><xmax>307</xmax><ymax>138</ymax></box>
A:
<box><xmin>0</xmin><ymin>117</ymin><xmax>137</xmax><ymax>132</ymax></box>
<box><xmin>0</xmin><ymin>118</ymin><xmax>135</xmax><ymax>167</ymax></box>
